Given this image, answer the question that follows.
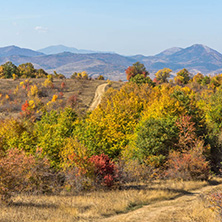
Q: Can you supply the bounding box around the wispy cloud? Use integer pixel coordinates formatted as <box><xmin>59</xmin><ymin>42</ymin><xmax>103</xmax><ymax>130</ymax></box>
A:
<box><xmin>34</xmin><ymin>26</ymin><xmax>48</xmax><ymax>32</ymax></box>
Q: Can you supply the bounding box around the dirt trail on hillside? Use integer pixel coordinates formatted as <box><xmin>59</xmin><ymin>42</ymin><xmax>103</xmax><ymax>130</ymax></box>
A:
<box><xmin>98</xmin><ymin>183</ymin><xmax>222</xmax><ymax>222</ymax></box>
<box><xmin>89</xmin><ymin>83</ymin><xmax>108</xmax><ymax>111</ymax></box>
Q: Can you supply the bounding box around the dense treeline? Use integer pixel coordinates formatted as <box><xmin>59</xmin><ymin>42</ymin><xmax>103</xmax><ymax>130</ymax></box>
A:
<box><xmin>0</xmin><ymin>61</ymin><xmax>102</xmax><ymax>80</ymax></box>
<box><xmin>0</xmin><ymin>62</ymin><xmax>48</xmax><ymax>79</ymax></box>
<box><xmin>1</xmin><ymin>61</ymin><xmax>222</xmax><ymax>203</ymax></box>
<box><xmin>0</xmin><ymin>61</ymin><xmax>67</xmax><ymax>79</ymax></box>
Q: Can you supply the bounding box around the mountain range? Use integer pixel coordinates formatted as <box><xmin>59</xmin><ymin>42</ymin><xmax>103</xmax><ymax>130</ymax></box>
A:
<box><xmin>0</xmin><ymin>44</ymin><xmax>221</xmax><ymax>80</ymax></box>
<box><xmin>38</xmin><ymin>45</ymin><xmax>97</xmax><ymax>55</ymax></box>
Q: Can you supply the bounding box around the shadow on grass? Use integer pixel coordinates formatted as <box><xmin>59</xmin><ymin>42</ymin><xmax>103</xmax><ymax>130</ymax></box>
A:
<box><xmin>208</xmin><ymin>179</ymin><xmax>221</xmax><ymax>186</ymax></box>
<box><xmin>119</xmin><ymin>184</ymin><xmax>193</xmax><ymax>195</ymax></box>
<box><xmin>10</xmin><ymin>201</ymin><xmax>58</xmax><ymax>209</ymax></box>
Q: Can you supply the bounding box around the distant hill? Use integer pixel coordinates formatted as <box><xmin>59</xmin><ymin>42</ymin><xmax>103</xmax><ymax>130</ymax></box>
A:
<box><xmin>1</xmin><ymin>44</ymin><xmax>222</xmax><ymax>80</ymax></box>
<box><xmin>38</xmin><ymin>45</ymin><xmax>97</xmax><ymax>55</ymax></box>
<box><xmin>0</xmin><ymin>51</ymin><xmax>136</xmax><ymax>80</ymax></box>
<box><xmin>0</xmin><ymin>45</ymin><xmax>44</xmax><ymax>57</ymax></box>
<box><xmin>131</xmin><ymin>44</ymin><xmax>222</xmax><ymax>77</ymax></box>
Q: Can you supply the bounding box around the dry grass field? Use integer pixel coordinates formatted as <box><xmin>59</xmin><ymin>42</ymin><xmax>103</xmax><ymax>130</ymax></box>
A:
<box><xmin>0</xmin><ymin>179</ymin><xmax>220</xmax><ymax>222</ymax></box>
<box><xmin>0</xmin><ymin>78</ymin><xmax>124</xmax><ymax>118</ymax></box>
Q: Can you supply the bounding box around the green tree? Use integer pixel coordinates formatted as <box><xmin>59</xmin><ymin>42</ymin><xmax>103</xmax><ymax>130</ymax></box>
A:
<box><xmin>130</xmin><ymin>74</ymin><xmax>154</xmax><ymax>86</ymax></box>
<box><xmin>34</xmin><ymin>108</ymin><xmax>77</xmax><ymax>167</ymax></box>
<box><xmin>134</xmin><ymin>117</ymin><xmax>178</xmax><ymax>161</ymax></box>
<box><xmin>0</xmin><ymin>62</ymin><xmax>18</xmax><ymax>78</ymax></box>
<box><xmin>35</xmin><ymin>69</ymin><xmax>48</xmax><ymax>78</ymax></box>
<box><xmin>201</xmin><ymin>76</ymin><xmax>210</xmax><ymax>85</ymax></box>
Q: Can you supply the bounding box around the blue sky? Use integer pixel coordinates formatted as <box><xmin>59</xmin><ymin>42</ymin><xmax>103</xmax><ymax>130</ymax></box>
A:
<box><xmin>0</xmin><ymin>0</ymin><xmax>221</xmax><ymax>55</ymax></box>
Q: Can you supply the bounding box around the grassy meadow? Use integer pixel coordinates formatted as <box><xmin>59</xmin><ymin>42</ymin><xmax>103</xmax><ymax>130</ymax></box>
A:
<box><xmin>0</xmin><ymin>179</ymin><xmax>218</xmax><ymax>222</ymax></box>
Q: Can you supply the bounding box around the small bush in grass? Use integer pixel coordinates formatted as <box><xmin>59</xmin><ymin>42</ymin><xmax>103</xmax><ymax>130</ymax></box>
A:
<box><xmin>59</xmin><ymin>92</ymin><xmax>64</xmax><ymax>98</ymax></box>
<box><xmin>61</xmin><ymin>82</ymin><xmax>66</xmax><ymax>90</ymax></box>
<box><xmin>20</xmin><ymin>100</ymin><xmax>36</xmax><ymax>119</ymax></box>
<box><xmin>97</xmin><ymin>75</ymin><xmax>105</xmax><ymax>80</ymax></box>
<box><xmin>117</xmin><ymin>159</ymin><xmax>158</xmax><ymax>183</ymax></box>
<box><xmin>67</xmin><ymin>94</ymin><xmax>78</xmax><ymax>108</ymax></box>
<box><xmin>42</xmin><ymin>78</ymin><xmax>54</xmax><ymax>88</ymax></box>
<box><xmin>27</xmin><ymin>84</ymin><xmax>39</xmax><ymax>98</ymax></box>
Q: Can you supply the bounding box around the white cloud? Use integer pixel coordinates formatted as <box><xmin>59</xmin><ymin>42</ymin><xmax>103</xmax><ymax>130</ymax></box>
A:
<box><xmin>34</xmin><ymin>26</ymin><xmax>48</xmax><ymax>32</ymax></box>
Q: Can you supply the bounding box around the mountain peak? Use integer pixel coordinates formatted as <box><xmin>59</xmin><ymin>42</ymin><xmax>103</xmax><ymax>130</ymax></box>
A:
<box><xmin>0</xmin><ymin>45</ymin><xmax>44</xmax><ymax>57</ymax></box>
<box><xmin>187</xmin><ymin>44</ymin><xmax>214</xmax><ymax>53</ymax></box>
<box><xmin>156</xmin><ymin>47</ymin><xmax>183</xmax><ymax>57</ymax></box>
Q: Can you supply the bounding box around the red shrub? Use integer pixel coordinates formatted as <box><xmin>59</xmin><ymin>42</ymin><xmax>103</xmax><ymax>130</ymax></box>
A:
<box><xmin>59</xmin><ymin>92</ymin><xmax>64</xmax><ymax>98</ymax></box>
<box><xmin>153</xmin><ymin>77</ymin><xmax>160</xmax><ymax>84</ymax></box>
<box><xmin>21</xmin><ymin>100</ymin><xmax>35</xmax><ymax>119</ymax></box>
<box><xmin>165</xmin><ymin>140</ymin><xmax>210</xmax><ymax>180</ymax></box>
<box><xmin>61</xmin><ymin>82</ymin><xmax>66</xmax><ymax>90</ymax></box>
<box><xmin>21</xmin><ymin>100</ymin><xmax>30</xmax><ymax>114</ymax></box>
<box><xmin>89</xmin><ymin>154</ymin><xmax>118</xmax><ymax>187</ymax></box>
<box><xmin>67</xmin><ymin>95</ymin><xmax>78</xmax><ymax>108</ymax></box>
<box><xmin>176</xmin><ymin>115</ymin><xmax>197</xmax><ymax>151</ymax></box>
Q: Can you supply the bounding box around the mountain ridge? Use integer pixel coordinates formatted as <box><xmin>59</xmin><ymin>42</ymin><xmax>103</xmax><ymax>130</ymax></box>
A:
<box><xmin>0</xmin><ymin>44</ymin><xmax>222</xmax><ymax>80</ymax></box>
<box><xmin>0</xmin><ymin>45</ymin><xmax>44</xmax><ymax>57</ymax></box>
<box><xmin>38</xmin><ymin>45</ymin><xmax>97</xmax><ymax>55</ymax></box>
<box><xmin>38</xmin><ymin>45</ymin><xmax>116</xmax><ymax>55</ymax></box>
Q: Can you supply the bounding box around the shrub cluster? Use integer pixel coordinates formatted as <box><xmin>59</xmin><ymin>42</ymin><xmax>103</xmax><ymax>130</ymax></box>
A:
<box><xmin>0</xmin><ymin>148</ymin><xmax>62</xmax><ymax>203</ymax></box>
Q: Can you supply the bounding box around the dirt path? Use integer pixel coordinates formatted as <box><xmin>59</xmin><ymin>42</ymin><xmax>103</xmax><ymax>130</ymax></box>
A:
<box><xmin>99</xmin><ymin>183</ymin><xmax>222</xmax><ymax>222</ymax></box>
<box><xmin>89</xmin><ymin>83</ymin><xmax>108</xmax><ymax>111</ymax></box>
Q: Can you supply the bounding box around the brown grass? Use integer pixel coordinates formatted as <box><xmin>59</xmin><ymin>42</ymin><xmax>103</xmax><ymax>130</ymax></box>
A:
<box><xmin>0</xmin><ymin>180</ymin><xmax>212</xmax><ymax>222</ymax></box>
<box><xmin>0</xmin><ymin>78</ymin><xmax>123</xmax><ymax>118</ymax></box>
<box><xmin>182</xmin><ymin>200</ymin><xmax>218</xmax><ymax>222</ymax></box>
<box><xmin>164</xmin><ymin>193</ymin><xmax>219</xmax><ymax>222</ymax></box>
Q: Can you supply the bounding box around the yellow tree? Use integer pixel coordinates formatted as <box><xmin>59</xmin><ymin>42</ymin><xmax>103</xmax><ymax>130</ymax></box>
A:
<box><xmin>155</xmin><ymin>68</ymin><xmax>172</xmax><ymax>83</ymax></box>
<box><xmin>174</xmin><ymin>68</ymin><xmax>191</xmax><ymax>84</ymax></box>
<box><xmin>81</xmin><ymin>71</ymin><xmax>88</xmax><ymax>79</ymax></box>
<box><xmin>142</xmin><ymin>85</ymin><xmax>198</xmax><ymax>120</ymax></box>
<box><xmin>192</xmin><ymin>73</ymin><xmax>204</xmax><ymax>84</ymax></box>
<box><xmin>0</xmin><ymin>66</ymin><xmax>4</xmax><ymax>78</ymax></box>
<box><xmin>75</xmin><ymin>83</ymin><xmax>152</xmax><ymax>157</ymax></box>
<box><xmin>18</xmin><ymin>63</ymin><xmax>36</xmax><ymax>78</ymax></box>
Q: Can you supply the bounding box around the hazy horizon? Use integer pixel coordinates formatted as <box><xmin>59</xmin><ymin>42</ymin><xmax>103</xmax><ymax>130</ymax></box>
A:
<box><xmin>0</xmin><ymin>0</ymin><xmax>221</xmax><ymax>56</ymax></box>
